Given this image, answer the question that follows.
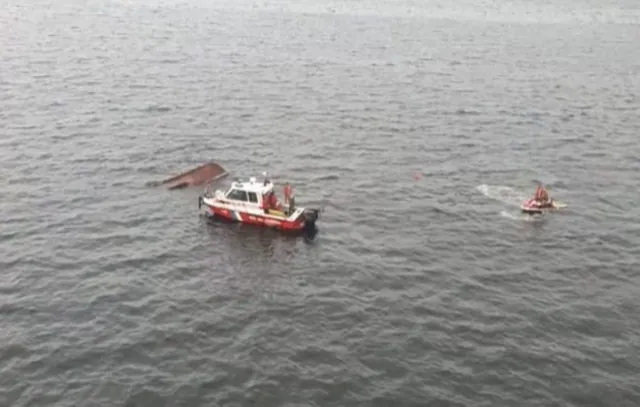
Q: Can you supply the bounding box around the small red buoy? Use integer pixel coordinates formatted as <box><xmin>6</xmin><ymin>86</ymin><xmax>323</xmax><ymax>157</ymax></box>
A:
<box><xmin>413</xmin><ymin>171</ymin><xmax>423</xmax><ymax>180</ymax></box>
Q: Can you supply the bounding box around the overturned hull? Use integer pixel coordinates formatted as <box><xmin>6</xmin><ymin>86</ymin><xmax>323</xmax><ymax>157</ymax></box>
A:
<box><xmin>158</xmin><ymin>162</ymin><xmax>229</xmax><ymax>190</ymax></box>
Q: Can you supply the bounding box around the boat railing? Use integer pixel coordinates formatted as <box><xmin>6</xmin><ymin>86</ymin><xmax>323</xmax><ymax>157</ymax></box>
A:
<box><xmin>203</xmin><ymin>184</ymin><xmax>215</xmax><ymax>198</ymax></box>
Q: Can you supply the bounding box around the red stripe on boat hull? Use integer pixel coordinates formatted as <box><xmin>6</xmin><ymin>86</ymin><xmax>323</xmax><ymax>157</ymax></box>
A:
<box><xmin>207</xmin><ymin>205</ymin><xmax>307</xmax><ymax>232</ymax></box>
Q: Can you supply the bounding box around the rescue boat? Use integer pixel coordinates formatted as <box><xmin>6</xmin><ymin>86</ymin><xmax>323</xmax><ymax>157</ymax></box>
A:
<box><xmin>520</xmin><ymin>198</ymin><xmax>567</xmax><ymax>215</ymax></box>
<box><xmin>197</xmin><ymin>173</ymin><xmax>320</xmax><ymax>233</ymax></box>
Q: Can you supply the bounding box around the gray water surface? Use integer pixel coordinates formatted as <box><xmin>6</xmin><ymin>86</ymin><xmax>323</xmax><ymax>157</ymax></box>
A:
<box><xmin>2</xmin><ymin>0</ymin><xmax>640</xmax><ymax>405</ymax></box>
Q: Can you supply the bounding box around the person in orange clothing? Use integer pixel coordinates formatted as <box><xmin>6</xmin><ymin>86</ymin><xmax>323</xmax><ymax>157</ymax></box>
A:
<box><xmin>534</xmin><ymin>183</ymin><xmax>551</xmax><ymax>206</ymax></box>
<box><xmin>260</xmin><ymin>193</ymin><xmax>269</xmax><ymax>213</ymax></box>
<box><xmin>283</xmin><ymin>183</ymin><xmax>293</xmax><ymax>213</ymax></box>
<box><xmin>283</xmin><ymin>183</ymin><xmax>292</xmax><ymax>205</ymax></box>
<box><xmin>268</xmin><ymin>191</ymin><xmax>283</xmax><ymax>212</ymax></box>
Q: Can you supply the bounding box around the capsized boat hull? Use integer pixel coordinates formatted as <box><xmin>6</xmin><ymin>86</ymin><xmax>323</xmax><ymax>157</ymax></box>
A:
<box><xmin>159</xmin><ymin>162</ymin><xmax>228</xmax><ymax>190</ymax></box>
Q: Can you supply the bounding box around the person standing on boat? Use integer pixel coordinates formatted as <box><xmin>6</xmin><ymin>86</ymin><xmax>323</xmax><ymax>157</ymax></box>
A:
<box><xmin>260</xmin><ymin>193</ymin><xmax>270</xmax><ymax>213</ymax></box>
<box><xmin>283</xmin><ymin>183</ymin><xmax>293</xmax><ymax>214</ymax></box>
<box><xmin>267</xmin><ymin>191</ymin><xmax>283</xmax><ymax>212</ymax></box>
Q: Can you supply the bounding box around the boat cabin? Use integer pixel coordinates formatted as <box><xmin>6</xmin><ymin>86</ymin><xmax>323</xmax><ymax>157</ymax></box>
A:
<box><xmin>223</xmin><ymin>177</ymin><xmax>273</xmax><ymax>206</ymax></box>
<box><xmin>215</xmin><ymin>175</ymin><xmax>295</xmax><ymax>217</ymax></box>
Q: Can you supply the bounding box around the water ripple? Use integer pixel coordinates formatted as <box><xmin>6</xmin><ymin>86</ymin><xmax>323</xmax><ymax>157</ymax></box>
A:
<box><xmin>2</xmin><ymin>0</ymin><xmax>640</xmax><ymax>406</ymax></box>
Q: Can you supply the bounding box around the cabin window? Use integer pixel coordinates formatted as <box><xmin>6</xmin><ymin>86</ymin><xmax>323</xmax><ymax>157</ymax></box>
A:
<box><xmin>247</xmin><ymin>192</ymin><xmax>258</xmax><ymax>203</ymax></box>
<box><xmin>226</xmin><ymin>189</ymin><xmax>248</xmax><ymax>201</ymax></box>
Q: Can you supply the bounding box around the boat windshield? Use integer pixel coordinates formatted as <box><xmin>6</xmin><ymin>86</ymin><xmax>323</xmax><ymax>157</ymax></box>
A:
<box><xmin>226</xmin><ymin>189</ymin><xmax>248</xmax><ymax>201</ymax></box>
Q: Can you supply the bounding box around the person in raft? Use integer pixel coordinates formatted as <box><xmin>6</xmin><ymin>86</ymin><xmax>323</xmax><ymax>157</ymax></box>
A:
<box><xmin>533</xmin><ymin>183</ymin><xmax>551</xmax><ymax>206</ymax></box>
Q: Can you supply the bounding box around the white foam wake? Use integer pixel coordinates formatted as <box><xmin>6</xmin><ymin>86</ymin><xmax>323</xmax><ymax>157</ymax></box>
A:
<box><xmin>499</xmin><ymin>210</ymin><xmax>544</xmax><ymax>222</ymax></box>
<box><xmin>476</xmin><ymin>184</ymin><xmax>529</xmax><ymax>207</ymax></box>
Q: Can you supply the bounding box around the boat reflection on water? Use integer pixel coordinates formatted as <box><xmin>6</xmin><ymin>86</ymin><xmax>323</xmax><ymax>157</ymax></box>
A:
<box><xmin>202</xmin><ymin>213</ymin><xmax>318</xmax><ymax>257</ymax></box>
<box><xmin>200</xmin><ymin>215</ymin><xmax>321</xmax><ymax>296</ymax></box>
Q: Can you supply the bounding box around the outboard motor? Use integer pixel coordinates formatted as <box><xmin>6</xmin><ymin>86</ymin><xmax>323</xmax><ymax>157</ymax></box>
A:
<box><xmin>302</xmin><ymin>208</ymin><xmax>319</xmax><ymax>230</ymax></box>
